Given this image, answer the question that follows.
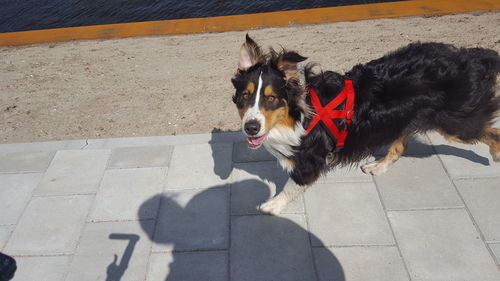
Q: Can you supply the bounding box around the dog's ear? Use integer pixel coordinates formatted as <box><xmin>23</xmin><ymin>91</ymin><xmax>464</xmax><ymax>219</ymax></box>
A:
<box><xmin>276</xmin><ymin>51</ymin><xmax>307</xmax><ymax>81</ymax></box>
<box><xmin>238</xmin><ymin>34</ymin><xmax>263</xmax><ymax>71</ymax></box>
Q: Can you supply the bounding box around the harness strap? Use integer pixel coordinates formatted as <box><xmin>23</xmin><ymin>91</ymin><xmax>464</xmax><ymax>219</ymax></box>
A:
<box><xmin>304</xmin><ymin>80</ymin><xmax>355</xmax><ymax>149</ymax></box>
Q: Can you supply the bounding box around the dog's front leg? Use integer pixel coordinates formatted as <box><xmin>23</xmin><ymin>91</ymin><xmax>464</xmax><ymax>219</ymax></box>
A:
<box><xmin>259</xmin><ymin>163</ymin><xmax>322</xmax><ymax>215</ymax></box>
<box><xmin>259</xmin><ymin>178</ymin><xmax>309</xmax><ymax>215</ymax></box>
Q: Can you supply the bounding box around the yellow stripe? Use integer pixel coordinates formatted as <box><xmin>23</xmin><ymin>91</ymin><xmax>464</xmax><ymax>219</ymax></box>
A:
<box><xmin>1</xmin><ymin>0</ymin><xmax>499</xmax><ymax>46</ymax></box>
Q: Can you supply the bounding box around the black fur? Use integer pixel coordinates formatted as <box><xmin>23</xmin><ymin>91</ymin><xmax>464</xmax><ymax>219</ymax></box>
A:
<box><xmin>233</xmin><ymin>40</ymin><xmax>500</xmax><ymax>186</ymax></box>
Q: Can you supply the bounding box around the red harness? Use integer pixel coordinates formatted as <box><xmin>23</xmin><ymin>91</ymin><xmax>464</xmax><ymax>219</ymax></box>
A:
<box><xmin>304</xmin><ymin>80</ymin><xmax>355</xmax><ymax>149</ymax></box>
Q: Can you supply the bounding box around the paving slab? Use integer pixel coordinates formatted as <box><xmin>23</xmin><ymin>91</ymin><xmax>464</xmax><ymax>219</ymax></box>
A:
<box><xmin>0</xmin><ymin>139</ymin><xmax>85</xmax><ymax>153</ymax></box>
<box><xmin>147</xmin><ymin>251</ymin><xmax>228</xmax><ymax>281</ymax></box>
<box><xmin>230</xmin><ymin>214</ymin><xmax>316</xmax><ymax>281</ymax></box>
<box><xmin>388</xmin><ymin>209</ymin><xmax>500</xmax><ymax>281</ymax></box>
<box><xmin>34</xmin><ymin>149</ymin><xmax>110</xmax><ymax>196</ymax></box>
<box><xmin>85</xmin><ymin>132</ymin><xmax>245</xmax><ymax>149</ymax></box>
<box><xmin>66</xmin><ymin>221</ymin><xmax>154</xmax><ymax>281</ymax></box>
<box><xmin>490</xmin><ymin>243</ymin><xmax>500</xmax><ymax>265</ymax></box>
<box><xmin>455</xmin><ymin>178</ymin><xmax>500</xmax><ymax>242</ymax></box>
<box><xmin>11</xmin><ymin>256</ymin><xmax>71</xmax><ymax>281</ymax></box>
<box><xmin>0</xmin><ymin>173</ymin><xmax>42</xmax><ymax>225</ymax></box>
<box><xmin>4</xmin><ymin>195</ymin><xmax>93</xmax><ymax>255</ymax></box>
<box><xmin>232</xmin><ymin>141</ymin><xmax>276</xmax><ymax>163</ymax></box>
<box><xmin>89</xmin><ymin>167</ymin><xmax>167</xmax><ymax>222</ymax></box>
<box><xmin>166</xmin><ymin>143</ymin><xmax>232</xmax><ymax>189</ymax></box>
<box><xmin>152</xmin><ymin>187</ymin><xmax>229</xmax><ymax>252</ymax></box>
<box><xmin>426</xmin><ymin>132</ymin><xmax>500</xmax><ymax>179</ymax></box>
<box><xmin>373</xmin><ymin>155</ymin><xmax>463</xmax><ymax>210</ymax></box>
<box><xmin>107</xmin><ymin>145</ymin><xmax>173</xmax><ymax>169</ymax></box>
<box><xmin>0</xmin><ymin>151</ymin><xmax>55</xmax><ymax>173</ymax></box>
<box><xmin>313</xmin><ymin>246</ymin><xmax>409</xmax><ymax>281</ymax></box>
<box><xmin>305</xmin><ymin>182</ymin><xmax>394</xmax><ymax>246</ymax></box>
<box><xmin>230</xmin><ymin>162</ymin><xmax>303</xmax><ymax>215</ymax></box>
<box><xmin>0</xmin><ymin>225</ymin><xmax>14</xmax><ymax>250</ymax></box>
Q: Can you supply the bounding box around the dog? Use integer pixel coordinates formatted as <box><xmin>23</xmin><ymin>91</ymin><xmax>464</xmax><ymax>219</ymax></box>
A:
<box><xmin>231</xmin><ymin>35</ymin><xmax>500</xmax><ymax>215</ymax></box>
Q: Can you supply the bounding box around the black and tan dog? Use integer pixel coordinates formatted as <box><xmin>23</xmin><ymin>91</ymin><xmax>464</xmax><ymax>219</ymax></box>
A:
<box><xmin>231</xmin><ymin>35</ymin><xmax>500</xmax><ymax>215</ymax></box>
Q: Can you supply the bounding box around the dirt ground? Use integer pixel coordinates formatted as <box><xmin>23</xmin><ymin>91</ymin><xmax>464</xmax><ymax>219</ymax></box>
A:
<box><xmin>1</xmin><ymin>11</ymin><xmax>499</xmax><ymax>144</ymax></box>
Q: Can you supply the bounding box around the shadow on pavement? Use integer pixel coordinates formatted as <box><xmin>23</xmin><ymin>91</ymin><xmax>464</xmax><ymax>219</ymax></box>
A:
<box><xmin>105</xmin><ymin>234</ymin><xmax>140</xmax><ymax>281</ymax></box>
<box><xmin>138</xmin><ymin>180</ymin><xmax>345</xmax><ymax>281</ymax></box>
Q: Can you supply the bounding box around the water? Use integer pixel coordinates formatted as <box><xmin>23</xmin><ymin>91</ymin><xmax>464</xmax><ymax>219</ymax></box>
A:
<box><xmin>0</xmin><ymin>0</ymin><xmax>403</xmax><ymax>33</ymax></box>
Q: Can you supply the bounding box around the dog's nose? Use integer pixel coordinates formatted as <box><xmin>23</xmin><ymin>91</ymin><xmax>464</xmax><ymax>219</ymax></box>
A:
<box><xmin>244</xmin><ymin>121</ymin><xmax>261</xmax><ymax>136</ymax></box>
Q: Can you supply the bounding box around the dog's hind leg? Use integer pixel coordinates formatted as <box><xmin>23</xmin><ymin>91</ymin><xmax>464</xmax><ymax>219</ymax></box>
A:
<box><xmin>438</xmin><ymin>128</ymin><xmax>500</xmax><ymax>162</ymax></box>
<box><xmin>480</xmin><ymin>128</ymin><xmax>500</xmax><ymax>162</ymax></box>
<box><xmin>361</xmin><ymin>135</ymin><xmax>410</xmax><ymax>175</ymax></box>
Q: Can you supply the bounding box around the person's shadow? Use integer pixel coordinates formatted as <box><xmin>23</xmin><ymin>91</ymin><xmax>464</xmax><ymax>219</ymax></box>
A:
<box><xmin>138</xmin><ymin>180</ymin><xmax>345</xmax><ymax>281</ymax></box>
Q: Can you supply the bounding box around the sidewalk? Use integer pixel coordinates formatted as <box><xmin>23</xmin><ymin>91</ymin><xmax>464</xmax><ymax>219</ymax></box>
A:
<box><xmin>0</xmin><ymin>130</ymin><xmax>499</xmax><ymax>281</ymax></box>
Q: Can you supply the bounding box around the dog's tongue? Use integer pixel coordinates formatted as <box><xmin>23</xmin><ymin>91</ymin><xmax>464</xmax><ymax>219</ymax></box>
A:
<box><xmin>248</xmin><ymin>134</ymin><xmax>267</xmax><ymax>147</ymax></box>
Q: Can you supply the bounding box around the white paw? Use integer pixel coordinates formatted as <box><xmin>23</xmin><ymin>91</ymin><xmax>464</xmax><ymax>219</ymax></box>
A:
<box><xmin>361</xmin><ymin>161</ymin><xmax>389</xmax><ymax>175</ymax></box>
<box><xmin>258</xmin><ymin>196</ymin><xmax>288</xmax><ymax>216</ymax></box>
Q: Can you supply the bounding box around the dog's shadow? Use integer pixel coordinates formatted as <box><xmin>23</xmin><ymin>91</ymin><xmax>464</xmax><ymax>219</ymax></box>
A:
<box><xmin>138</xmin><ymin>180</ymin><xmax>345</xmax><ymax>281</ymax></box>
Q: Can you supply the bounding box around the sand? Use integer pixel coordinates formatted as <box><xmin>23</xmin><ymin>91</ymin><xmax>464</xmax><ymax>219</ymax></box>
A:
<box><xmin>1</xmin><ymin>11</ymin><xmax>499</xmax><ymax>144</ymax></box>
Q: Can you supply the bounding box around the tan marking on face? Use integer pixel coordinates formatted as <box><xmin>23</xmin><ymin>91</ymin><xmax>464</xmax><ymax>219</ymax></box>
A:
<box><xmin>238</xmin><ymin>106</ymin><xmax>250</xmax><ymax>119</ymax></box>
<box><xmin>246</xmin><ymin>82</ymin><xmax>255</xmax><ymax>94</ymax></box>
<box><xmin>264</xmin><ymin>85</ymin><xmax>273</xmax><ymax>96</ymax></box>
<box><xmin>262</xmin><ymin>102</ymin><xmax>294</xmax><ymax>131</ymax></box>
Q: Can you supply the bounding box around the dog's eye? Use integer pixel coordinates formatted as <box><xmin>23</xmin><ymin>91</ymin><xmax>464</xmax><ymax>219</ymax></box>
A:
<box><xmin>241</xmin><ymin>93</ymin><xmax>249</xmax><ymax>100</ymax></box>
<box><xmin>266</xmin><ymin>96</ymin><xmax>276</xmax><ymax>103</ymax></box>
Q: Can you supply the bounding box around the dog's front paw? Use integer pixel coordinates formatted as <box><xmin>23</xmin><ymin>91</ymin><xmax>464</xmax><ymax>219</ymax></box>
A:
<box><xmin>258</xmin><ymin>196</ymin><xmax>288</xmax><ymax>216</ymax></box>
<box><xmin>361</xmin><ymin>161</ymin><xmax>389</xmax><ymax>175</ymax></box>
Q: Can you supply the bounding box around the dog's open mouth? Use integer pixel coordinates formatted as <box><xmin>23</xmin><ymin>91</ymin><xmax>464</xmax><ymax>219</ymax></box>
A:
<box><xmin>247</xmin><ymin>133</ymin><xmax>268</xmax><ymax>148</ymax></box>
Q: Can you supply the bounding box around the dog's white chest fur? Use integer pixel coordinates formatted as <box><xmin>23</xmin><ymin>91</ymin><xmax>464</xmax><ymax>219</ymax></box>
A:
<box><xmin>263</xmin><ymin>121</ymin><xmax>304</xmax><ymax>172</ymax></box>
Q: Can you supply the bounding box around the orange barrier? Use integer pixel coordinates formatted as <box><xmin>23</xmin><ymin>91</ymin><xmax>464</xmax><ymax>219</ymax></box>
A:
<box><xmin>1</xmin><ymin>0</ymin><xmax>499</xmax><ymax>46</ymax></box>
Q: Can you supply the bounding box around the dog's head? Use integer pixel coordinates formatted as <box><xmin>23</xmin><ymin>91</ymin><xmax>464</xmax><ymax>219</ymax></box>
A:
<box><xmin>231</xmin><ymin>35</ymin><xmax>308</xmax><ymax>149</ymax></box>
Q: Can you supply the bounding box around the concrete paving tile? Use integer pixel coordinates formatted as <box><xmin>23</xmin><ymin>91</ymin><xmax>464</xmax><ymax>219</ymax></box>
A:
<box><xmin>0</xmin><ymin>173</ymin><xmax>42</xmax><ymax>225</ymax></box>
<box><xmin>373</xmin><ymin>155</ymin><xmax>462</xmax><ymax>210</ymax></box>
<box><xmin>230</xmin><ymin>162</ymin><xmax>303</xmax><ymax>215</ymax></box>
<box><xmin>232</xmin><ymin>141</ymin><xmax>276</xmax><ymax>163</ymax></box>
<box><xmin>230</xmin><ymin>214</ymin><xmax>316</xmax><ymax>281</ymax></box>
<box><xmin>66</xmin><ymin>221</ymin><xmax>154</xmax><ymax>281</ymax></box>
<box><xmin>34</xmin><ymin>150</ymin><xmax>110</xmax><ymax>196</ymax></box>
<box><xmin>455</xmin><ymin>178</ymin><xmax>500</xmax><ymax>242</ymax></box>
<box><xmin>85</xmin><ymin>132</ymin><xmax>244</xmax><ymax>149</ymax></box>
<box><xmin>305</xmin><ymin>182</ymin><xmax>394</xmax><ymax>246</ymax></box>
<box><xmin>152</xmin><ymin>187</ymin><xmax>229</xmax><ymax>252</ymax></box>
<box><xmin>0</xmin><ymin>151</ymin><xmax>55</xmax><ymax>173</ymax></box>
<box><xmin>0</xmin><ymin>225</ymin><xmax>14</xmax><ymax>250</ymax></box>
<box><xmin>489</xmin><ymin>243</ymin><xmax>500</xmax><ymax>265</ymax></box>
<box><xmin>375</xmin><ymin>134</ymin><xmax>434</xmax><ymax>156</ymax></box>
<box><xmin>0</xmin><ymin>139</ymin><xmax>86</xmax><ymax>153</ymax></box>
<box><xmin>107</xmin><ymin>145</ymin><xmax>174</xmax><ymax>169</ymax></box>
<box><xmin>12</xmin><ymin>256</ymin><xmax>71</xmax><ymax>281</ymax></box>
<box><xmin>4</xmin><ymin>195</ymin><xmax>93</xmax><ymax>255</ymax></box>
<box><xmin>89</xmin><ymin>168</ymin><xmax>167</xmax><ymax>222</ymax></box>
<box><xmin>427</xmin><ymin>132</ymin><xmax>500</xmax><ymax>179</ymax></box>
<box><xmin>314</xmin><ymin>246</ymin><xmax>409</xmax><ymax>281</ymax></box>
<box><xmin>147</xmin><ymin>251</ymin><xmax>228</xmax><ymax>281</ymax></box>
<box><xmin>388</xmin><ymin>209</ymin><xmax>500</xmax><ymax>281</ymax></box>
<box><xmin>166</xmin><ymin>143</ymin><xmax>232</xmax><ymax>189</ymax></box>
